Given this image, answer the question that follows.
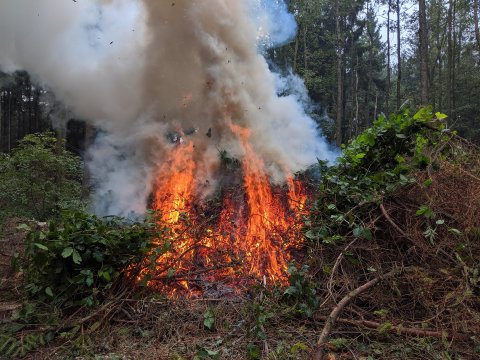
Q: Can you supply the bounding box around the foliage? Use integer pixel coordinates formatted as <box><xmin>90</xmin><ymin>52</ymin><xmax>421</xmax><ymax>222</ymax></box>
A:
<box><xmin>283</xmin><ymin>264</ymin><xmax>319</xmax><ymax>317</ymax></box>
<box><xmin>0</xmin><ymin>132</ymin><xmax>83</xmax><ymax>223</ymax></box>
<box><xmin>21</xmin><ymin>210</ymin><xmax>165</xmax><ymax>307</ymax></box>
<box><xmin>0</xmin><ymin>332</ymin><xmax>51</xmax><ymax>358</ymax></box>
<box><xmin>306</xmin><ymin>107</ymin><xmax>448</xmax><ymax>244</ymax></box>
<box><xmin>203</xmin><ymin>308</ymin><xmax>215</xmax><ymax>330</ymax></box>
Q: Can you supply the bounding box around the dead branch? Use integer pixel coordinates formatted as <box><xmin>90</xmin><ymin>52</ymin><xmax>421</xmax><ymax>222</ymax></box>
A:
<box><xmin>459</xmin><ymin>167</ymin><xmax>480</xmax><ymax>183</ymax></box>
<box><xmin>322</xmin><ymin>238</ymin><xmax>357</xmax><ymax>307</ymax></box>
<box><xmin>380</xmin><ymin>203</ymin><xmax>408</xmax><ymax>238</ymax></box>
<box><xmin>313</xmin><ymin>269</ymin><xmax>400</xmax><ymax>360</ymax></box>
<box><xmin>314</xmin><ymin>316</ymin><xmax>472</xmax><ymax>341</ymax></box>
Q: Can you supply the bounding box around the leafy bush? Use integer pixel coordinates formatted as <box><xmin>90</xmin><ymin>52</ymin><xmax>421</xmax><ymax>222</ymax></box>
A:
<box><xmin>306</xmin><ymin>107</ymin><xmax>448</xmax><ymax>244</ymax></box>
<box><xmin>283</xmin><ymin>264</ymin><xmax>319</xmax><ymax>317</ymax></box>
<box><xmin>22</xmin><ymin>211</ymin><xmax>167</xmax><ymax>307</ymax></box>
<box><xmin>0</xmin><ymin>132</ymin><xmax>82</xmax><ymax>223</ymax></box>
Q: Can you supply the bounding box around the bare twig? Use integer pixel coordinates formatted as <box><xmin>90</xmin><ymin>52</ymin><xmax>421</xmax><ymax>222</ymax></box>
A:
<box><xmin>313</xmin><ymin>269</ymin><xmax>400</xmax><ymax>360</ymax></box>
<box><xmin>380</xmin><ymin>203</ymin><xmax>408</xmax><ymax>238</ymax></box>
<box><xmin>314</xmin><ymin>316</ymin><xmax>472</xmax><ymax>341</ymax></box>
<box><xmin>322</xmin><ymin>238</ymin><xmax>357</xmax><ymax>307</ymax></box>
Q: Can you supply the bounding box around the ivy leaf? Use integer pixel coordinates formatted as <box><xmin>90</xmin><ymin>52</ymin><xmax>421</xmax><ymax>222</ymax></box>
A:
<box><xmin>353</xmin><ymin>227</ymin><xmax>373</xmax><ymax>241</ymax></box>
<box><xmin>203</xmin><ymin>308</ymin><xmax>215</xmax><ymax>330</ymax></box>
<box><xmin>72</xmin><ymin>250</ymin><xmax>82</xmax><ymax>264</ymax></box>
<box><xmin>416</xmin><ymin>205</ymin><xmax>435</xmax><ymax>219</ymax></box>
<box><xmin>304</xmin><ymin>230</ymin><xmax>318</xmax><ymax>240</ymax></box>
<box><xmin>284</xmin><ymin>286</ymin><xmax>298</xmax><ymax>296</ymax></box>
<box><xmin>34</xmin><ymin>243</ymin><xmax>49</xmax><ymax>251</ymax></box>
<box><xmin>61</xmin><ymin>247</ymin><xmax>74</xmax><ymax>258</ymax></box>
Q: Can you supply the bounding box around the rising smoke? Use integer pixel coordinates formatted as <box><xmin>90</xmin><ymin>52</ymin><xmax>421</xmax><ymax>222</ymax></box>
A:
<box><xmin>0</xmin><ymin>0</ymin><xmax>337</xmax><ymax>217</ymax></box>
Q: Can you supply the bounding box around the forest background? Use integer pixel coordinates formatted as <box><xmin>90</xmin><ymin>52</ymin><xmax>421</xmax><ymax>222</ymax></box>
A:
<box><xmin>1</xmin><ymin>0</ymin><xmax>479</xmax><ymax>153</ymax></box>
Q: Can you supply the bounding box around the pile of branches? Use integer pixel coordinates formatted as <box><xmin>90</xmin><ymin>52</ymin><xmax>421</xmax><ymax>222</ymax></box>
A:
<box><xmin>307</xmin><ymin>108</ymin><xmax>480</xmax><ymax>359</ymax></box>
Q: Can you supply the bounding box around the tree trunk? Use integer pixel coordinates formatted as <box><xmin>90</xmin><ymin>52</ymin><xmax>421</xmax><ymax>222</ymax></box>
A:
<box><xmin>418</xmin><ymin>0</ymin><xmax>429</xmax><ymax>105</ymax></box>
<box><xmin>396</xmin><ymin>0</ymin><xmax>402</xmax><ymax>110</ymax></box>
<box><xmin>475</xmin><ymin>0</ymin><xmax>480</xmax><ymax>52</ymax></box>
<box><xmin>386</xmin><ymin>0</ymin><xmax>391</xmax><ymax>114</ymax></box>
<box><xmin>293</xmin><ymin>35</ymin><xmax>299</xmax><ymax>72</ymax></box>
<box><xmin>7</xmin><ymin>91</ymin><xmax>12</xmax><ymax>152</ymax></box>
<box><xmin>335</xmin><ymin>0</ymin><xmax>344</xmax><ymax>146</ymax></box>
<box><xmin>304</xmin><ymin>25</ymin><xmax>308</xmax><ymax>71</ymax></box>
<box><xmin>447</xmin><ymin>0</ymin><xmax>454</xmax><ymax>115</ymax></box>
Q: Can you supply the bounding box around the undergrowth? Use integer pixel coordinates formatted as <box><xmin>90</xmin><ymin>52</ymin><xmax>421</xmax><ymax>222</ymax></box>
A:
<box><xmin>305</xmin><ymin>107</ymin><xmax>480</xmax><ymax>359</ymax></box>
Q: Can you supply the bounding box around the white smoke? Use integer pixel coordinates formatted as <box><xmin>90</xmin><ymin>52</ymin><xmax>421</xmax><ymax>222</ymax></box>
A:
<box><xmin>0</xmin><ymin>0</ymin><xmax>337</xmax><ymax>217</ymax></box>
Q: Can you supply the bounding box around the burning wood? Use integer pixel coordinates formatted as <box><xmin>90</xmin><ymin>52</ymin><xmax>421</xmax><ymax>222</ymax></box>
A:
<box><xmin>140</xmin><ymin>124</ymin><xmax>311</xmax><ymax>297</ymax></box>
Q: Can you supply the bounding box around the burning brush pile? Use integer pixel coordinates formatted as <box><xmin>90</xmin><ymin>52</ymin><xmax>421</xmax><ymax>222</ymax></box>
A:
<box><xmin>141</xmin><ymin>124</ymin><xmax>314</xmax><ymax>297</ymax></box>
<box><xmin>1</xmin><ymin>0</ymin><xmax>337</xmax><ymax>298</ymax></box>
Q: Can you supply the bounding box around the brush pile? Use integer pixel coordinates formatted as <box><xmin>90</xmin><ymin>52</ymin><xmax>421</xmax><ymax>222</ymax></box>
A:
<box><xmin>307</xmin><ymin>108</ymin><xmax>480</xmax><ymax>359</ymax></box>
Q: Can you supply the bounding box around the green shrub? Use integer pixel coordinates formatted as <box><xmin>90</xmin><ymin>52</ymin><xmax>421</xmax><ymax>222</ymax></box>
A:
<box><xmin>0</xmin><ymin>132</ymin><xmax>83</xmax><ymax>223</ymax></box>
<box><xmin>306</xmin><ymin>107</ymin><xmax>448</xmax><ymax>244</ymax></box>
<box><xmin>22</xmin><ymin>210</ymin><xmax>168</xmax><ymax>307</ymax></box>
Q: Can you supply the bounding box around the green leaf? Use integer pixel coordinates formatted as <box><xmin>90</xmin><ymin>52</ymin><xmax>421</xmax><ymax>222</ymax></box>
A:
<box><xmin>423</xmin><ymin>179</ymin><xmax>433</xmax><ymax>187</ymax></box>
<box><xmin>72</xmin><ymin>250</ymin><xmax>82</xmax><ymax>264</ymax></box>
<box><xmin>167</xmin><ymin>268</ymin><xmax>176</xmax><ymax>278</ymax></box>
<box><xmin>17</xmin><ymin>224</ymin><xmax>31</xmax><ymax>231</ymax></box>
<box><xmin>290</xmin><ymin>342</ymin><xmax>308</xmax><ymax>354</ymax></box>
<box><xmin>448</xmin><ymin>228</ymin><xmax>462</xmax><ymax>236</ymax></box>
<box><xmin>353</xmin><ymin>226</ymin><xmax>373</xmax><ymax>241</ymax></box>
<box><xmin>247</xmin><ymin>344</ymin><xmax>261</xmax><ymax>360</ymax></box>
<box><xmin>33</xmin><ymin>243</ymin><xmax>48</xmax><ymax>251</ymax></box>
<box><xmin>61</xmin><ymin>247</ymin><xmax>74</xmax><ymax>258</ymax></box>
<box><xmin>416</xmin><ymin>205</ymin><xmax>435</xmax><ymax>219</ymax></box>
<box><xmin>203</xmin><ymin>309</ymin><xmax>215</xmax><ymax>330</ymax></box>
<box><xmin>377</xmin><ymin>321</ymin><xmax>393</xmax><ymax>334</ymax></box>
<box><xmin>304</xmin><ymin>230</ymin><xmax>318</xmax><ymax>240</ymax></box>
<box><xmin>45</xmin><ymin>287</ymin><xmax>53</xmax><ymax>297</ymax></box>
<box><xmin>435</xmin><ymin>112</ymin><xmax>448</xmax><ymax>120</ymax></box>
<box><xmin>283</xmin><ymin>286</ymin><xmax>298</xmax><ymax>296</ymax></box>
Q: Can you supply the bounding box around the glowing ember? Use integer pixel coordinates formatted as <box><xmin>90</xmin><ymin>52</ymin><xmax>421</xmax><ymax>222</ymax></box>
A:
<box><xmin>145</xmin><ymin>125</ymin><xmax>310</xmax><ymax>296</ymax></box>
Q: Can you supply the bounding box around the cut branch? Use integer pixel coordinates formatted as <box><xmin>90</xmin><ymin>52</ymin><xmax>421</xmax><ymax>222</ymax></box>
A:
<box><xmin>313</xmin><ymin>269</ymin><xmax>400</xmax><ymax>360</ymax></box>
<box><xmin>380</xmin><ymin>203</ymin><xmax>408</xmax><ymax>237</ymax></box>
<box><xmin>314</xmin><ymin>316</ymin><xmax>471</xmax><ymax>341</ymax></box>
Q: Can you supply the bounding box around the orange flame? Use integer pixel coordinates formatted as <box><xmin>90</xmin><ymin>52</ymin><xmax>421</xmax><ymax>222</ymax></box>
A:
<box><xmin>146</xmin><ymin>126</ymin><xmax>310</xmax><ymax>295</ymax></box>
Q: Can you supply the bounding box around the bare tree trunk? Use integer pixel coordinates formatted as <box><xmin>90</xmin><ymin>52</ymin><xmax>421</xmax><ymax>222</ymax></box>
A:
<box><xmin>335</xmin><ymin>0</ymin><xmax>344</xmax><ymax>146</ymax></box>
<box><xmin>419</xmin><ymin>0</ymin><xmax>429</xmax><ymax>105</ymax></box>
<box><xmin>447</xmin><ymin>0</ymin><xmax>454</xmax><ymax>115</ymax></box>
<box><xmin>293</xmin><ymin>35</ymin><xmax>299</xmax><ymax>72</ymax></box>
<box><xmin>475</xmin><ymin>0</ymin><xmax>480</xmax><ymax>52</ymax></box>
<box><xmin>396</xmin><ymin>0</ymin><xmax>402</xmax><ymax>110</ymax></box>
<box><xmin>452</xmin><ymin>0</ymin><xmax>456</xmax><ymax>114</ymax></box>
<box><xmin>7</xmin><ymin>91</ymin><xmax>12</xmax><ymax>152</ymax></box>
<box><xmin>386</xmin><ymin>1</ymin><xmax>391</xmax><ymax>114</ymax></box>
<box><xmin>304</xmin><ymin>25</ymin><xmax>308</xmax><ymax>71</ymax></box>
<box><xmin>82</xmin><ymin>123</ymin><xmax>94</xmax><ymax>198</ymax></box>
<box><xmin>0</xmin><ymin>91</ymin><xmax>2</xmax><ymax>150</ymax></box>
<box><xmin>354</xmin><ymin>63</ymin><xmax>359</xmax><ymax>135</ymax></box>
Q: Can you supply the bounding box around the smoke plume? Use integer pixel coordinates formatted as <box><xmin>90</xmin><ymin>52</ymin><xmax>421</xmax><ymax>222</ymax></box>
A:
<box><xmin>0</xmin><ymin>0</ymin><xmax>337</xmax><ymax>216</ymax></box>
